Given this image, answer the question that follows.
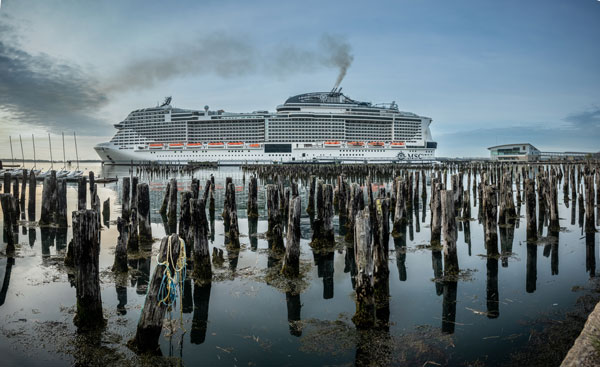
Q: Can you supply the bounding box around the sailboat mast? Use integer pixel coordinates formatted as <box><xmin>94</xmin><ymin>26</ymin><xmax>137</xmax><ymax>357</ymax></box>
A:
<box><xmin>32</xmin><ymin>134</ymin><xmax>37</xmax><ymax>169</ymax></box>
<box><xmin>9</xmin><ymin>136</ymin><xmax>14</xmax><ymax>166</ymax></box>
<box><xmin>19</xmin><ymin>135</ymin><xmax>25</xmax><ymax>167</ymax></box>
<box><xmin>73</xmin><ymin>132</ymin><xmax>80</xmax><ymax>169</ymax></box>
<box><xmin>48</xmin><ymin>133</ymin><xmax>53</xmax><ymax>169</ymax></box>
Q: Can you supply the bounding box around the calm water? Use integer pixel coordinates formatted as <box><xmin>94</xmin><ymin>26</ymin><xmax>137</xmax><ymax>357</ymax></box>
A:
<box><xmin>0</xmin><ymin>163</ymin><xmax>598</xmax><ymax>366</ymax></box>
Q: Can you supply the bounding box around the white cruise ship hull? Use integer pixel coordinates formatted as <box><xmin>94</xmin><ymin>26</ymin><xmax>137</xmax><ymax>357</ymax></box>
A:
<box><xmin>95</xmin><ymin>91</ymin><xmax>437</xmax><ymax>165</ymax></box>
<box><xmin>95</xmin><ymin>142</ymin><xmax>435</xmax><ymax>165</ymax></box>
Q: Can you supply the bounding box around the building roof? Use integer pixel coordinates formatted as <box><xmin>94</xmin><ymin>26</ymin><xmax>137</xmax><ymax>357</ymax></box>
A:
<box><xmin>487</xmin><ymin>143</ymin><xmax>537</xmax><ymax>150</ymax></box>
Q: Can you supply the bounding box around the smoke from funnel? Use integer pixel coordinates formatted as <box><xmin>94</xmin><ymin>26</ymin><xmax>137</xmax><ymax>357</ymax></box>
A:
<box><xmin>104</xmin><ymin>33</ymin><xmax>354</xmax><ymax>92</ymax></box>
<box><xmin>320</xmin><ymin>34</ymin><xmax>354</xmax><ymax>89</ymax></box>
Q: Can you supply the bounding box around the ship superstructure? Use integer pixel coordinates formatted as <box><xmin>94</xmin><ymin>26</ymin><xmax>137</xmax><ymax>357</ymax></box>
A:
<box><xmin>94</xmin><ymin>91</ymin><xmax>437</xmax><ymax>164</ymax></box>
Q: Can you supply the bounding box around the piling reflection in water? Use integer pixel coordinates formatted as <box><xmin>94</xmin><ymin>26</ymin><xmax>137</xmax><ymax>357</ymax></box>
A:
<box><xmin>432</xmin><ymin>250</ymin><xmax>443</xmax><ymax>296</ymax></box>
<box><xmin>586</xmin><ymin>233</ymin><xmax>596</xmax><ymax>277</ymax></box>
<box><xmin>313</xmin><ymin>250</ymin><xmax>335</xmax><ymax>299</ymax></box>
<box><xmin>286</xmin><ymin>291</ymin><xmax>302</xmax><ymax>336</ymax></box>
<box><xmin>499</xmin><ymin>222</ymin><xmax>515</xmax><ymax>268</ymax></box>
<box><xmin>344</xmin><ymin>246</ymin><xmax>357</xmax><ymax>290</ymax></box>
<box><xmin>191</xmin><ymin>281</ymin><xmax>211</xmax><ymax>344</ymax></box>
<box><xmin>40</xmin><ymin>226</ymin><xmax>55</xmax><ymax>258</ymax></box>
<box><xmin>116</xmin><ymin>284</ymin><xmax>127</xmax><ymax>315</ymax></box>
<box><xmin>248</xmin><ymin>217</ymin><xmax>258</xmax><ymax>251</ymax></box>
<box><xmin>526</xmin><ymin>243</ymin><xmax>537</xmax><ymax>293</ymax></box>
<box><xmin>28</xmin><ymin>227</ymin><xmax>36</xmax><ymax>247</ymax></box>
<box><xmin>394</xmin><ymin>228</ymin><xmax>407</xmax><ymax>282</ymax></box>
<box><xmin>442</xmin><ymin>280</ymin><xmax>458</xmax><ymax>334</ymax></box>
<box><xmin>0</xmin><ymin>257</ymin><xmax>14</xmax><ymax>307</ymax></box>
<box><xmin>486</xmin><ymin>257</ymin><xmax>499</xmax><ymax>318</ymax></box>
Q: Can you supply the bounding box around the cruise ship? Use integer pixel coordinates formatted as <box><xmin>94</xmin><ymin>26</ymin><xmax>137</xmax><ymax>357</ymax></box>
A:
<box><xmin>94</xmin><ymin>90</ymin><xmax>437</xmax><ymax>164</ymax></box>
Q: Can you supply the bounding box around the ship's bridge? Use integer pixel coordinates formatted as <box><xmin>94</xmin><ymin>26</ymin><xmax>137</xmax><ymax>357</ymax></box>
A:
<box><xmin>277</xmin><ymin>91</ymin><xmax>399</xmax><ymax>113</ymax></box>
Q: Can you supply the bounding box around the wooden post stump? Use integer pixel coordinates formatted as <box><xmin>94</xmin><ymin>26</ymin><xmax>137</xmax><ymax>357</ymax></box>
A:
<box><xmin>266</xmin><ymin>184</ymin><xmax>284</xmax><ymax>250</ymax></box>
<box><xmin>525</xmin><ymin>179</ymin><xmax>537</xmax><ymax>241</ymax></box>
<box><xmin>28</xmin><ymin>170</ymin><xmax>36</xmax><ymax>221</ymax></box>
<box><xmin>430</xmin><ymin>178</ymin><xmax>442</xmax><ymax>245</ymax></box>
<box><xmin>247</xmin><ymin>175</ymin><xmax>259</xmax><ymax>218</ymax></box>
<box><xmin>191</xmin><ymin>198</ymin><xmax>211</xmax><ymax>283</ymax></box>
<box><xmin>441</xmin><ymin>190</ymin><xmax>459</xmax><ymax>275</ymax></box>
<box><xmin>167</xmin><ymin>178</ymin><xmax>178</xmax><ymax>233</ymax></box>
<box><xmin>352</xmin><ymin>209</ymin><xmax>374</xmax><ymax>329</ymax></box>
<box><xmin>130</xmin><ymin>234</ymin><xmax>183</xmax><ymax>354</ymax></box>
<box><xmin>122</xmin><ymin>177</ymin><xmax>131</xmax><ymax>222</ymax></box>
<box><xmin>137</xmin><ymin>183</ymin><xmax>152</xmax><ymax>245</ymax></box>
<box><xmin>77</xmin><ymin>176</ymin><xmax>87</xmax><ymax>211</ymax></box>
<box><xmin>114</xmin><ymin>217</ymin><xmax>129</xmax><ymax>272</ymax></box>
<box><xmin>72</xmin><ymin>210</ymin><xmax>104</xmax><ymax>330</ymax></box>
<box><xmin>57</xmin><ymin>179</ymin><xmax>68</xmax><ymax>227</ymax></box>
<box><xmin>39</xmin><ymin>170</ymin><xmax>57</xmax><ymax>225</ymax></box>
<box><xmin>282</xmin><ymin>196</ymin><xmax>302</xmax><ymax>277</ymax></box>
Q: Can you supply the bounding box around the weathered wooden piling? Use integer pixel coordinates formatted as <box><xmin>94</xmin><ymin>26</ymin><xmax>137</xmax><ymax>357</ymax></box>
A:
<box><xmin>584</xmin><ymin>175</ymin><xmax>596</xmax><ymax>233</ymax></box>
<box><xmin>130</xmin><ymin>234</ymin><xmax>182</xmax><ymax>354</ymax></box>
<box><xmin>282</xmin><ymin>196</ymin><xmax>302</xmax><ymax>277</ymax></box>
<box><xmin>226</xmin><ymin>182</ymin><xmax>240</xmax><ymax>248</ymax></box>
<box><xmin>159</xmin><ymin>181</ymin><xmax>170</xmax><ymax>215</ymax></box>
<box><xmin>482</xmin><ymin>185</ymin><xmax>498</xmax><ymax>255</ymax></box>
<box><xmin>3</xmin><ymin>172</ymin><xmax>10</xmax><ymax>194</ymax></box>
<box><xmin>114</xmin><ymin>217</ymin><xmax>129</xmax><ymax>272</ymax></box>
<box><xmin>525</xmin><ymin>178</ymin><xmax>537</xmax><ymax>241</ymax></box>
<box><xmin>441</xmin><ymin>190</ymin><xmax>459</xmax><ymax>275</ymax></box>
<box><xmin>137</xmin><ymin>183</ymin><xmax>152</xmax><ymax>245</ymax></box>
<box><xmin>179</xmin><ymin>191</ymin><xmax>192</xmax><ymax>255</ymax></box>
<box><xmin>392</xmin><ymin>178</ymin><xmax>407</xmax><ymax>237</ymax></box>
<box><xmin>247</xmin><ymin>175</ymin><xmax>259</xmax><ymax>219</ymax></box>
<box><xmin>72</xmin><ymin>210</ymin><xmax>104</xmax><ymax>330</ymax></box>
<box><xmin>430</xmin><ymin>178</ymin><xmax>442</xmax><ymax>244</ymax></box>
<box><xmin>191</xmin><ymin>198</ymin><xmax>211</xmax><ymax>283</ymax></box>
<box><xmin>345</xmin><ymin>183</ymin><xmax>364</xmax><ymax>242</ymax></box>
<box><xmin>352</xmin><ymin>209</ymin><xmax>374</xmax><ymax>329</ymax></box>
<box><xmin>191</xmin><ymin>178</ymin><xmax>199</xmax><ymax>200</ymax></box>
<box><xmin>266</xmin><ymin>184</ymin><xmax>284</xmax><ymax>250</ymax></box>
<box><xmin>167</xmin><ymin>178</ymin><xmax>178</xmax><ymax>232</ymax></box>
<box><xmin>548</xmin><ymin>173</ymin><xmax>559</xmax><ymax>232</ymax></box>
<box><xmin>122</xmin><ymin>177</ymin><xmax>131</xmax><ymax>222</ymax></box>
<box><xmin>57</xmin><ymin>179</ymin><xmax>68</xmax><ymax>227</ymax></box>
<box><xmin>1</xmin><ymin>194</ymin><xmax>17</xmax><ymax>253</ymax></box>
<box><xmin>128</xmin><ymin>208</ymin><xmax>139</xmax><ymax>252</ymax></box>
<box><xmin>102</xmin><ymin>198</ymin><xmax>110</xmax><ymax>225</ymax></box>
<box><xmin>39</xmin><ymin>170</ymin><xmax>57</xmax><ymax>225</ymax></box>
<box><xmin>306</xmin><ymin>175</ymin><xmax>316</xmax><ymax>215</ymax></box>
<box><xmin>28</xmin><ymin>170</ymin><xmax>36</xmax><ymax>221</ymax></box>
<box><xmin>202</xmin><ymin>179</ymin><xmax>211</xmax><ymax>204</ymax></box>
<box><xmin>20</xmin><ymin>169</ymin><xmax>27</xmax><ymax>209</ymax></box>
<box><xmin>77</xmin><ymin>176</ymin><xmax>87</xmax><ymax>211</ymax></box>
<box><xmin>311</xmin><ymin>181</ymin><xmax>335</xmax><ymax>247</ymax></box>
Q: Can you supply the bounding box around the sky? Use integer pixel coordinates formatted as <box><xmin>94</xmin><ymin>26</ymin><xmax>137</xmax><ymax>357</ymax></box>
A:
<box><xmin>0</xmin><ymin>0</ymin><xmax>599</xmax><ymax>160</ymax></box>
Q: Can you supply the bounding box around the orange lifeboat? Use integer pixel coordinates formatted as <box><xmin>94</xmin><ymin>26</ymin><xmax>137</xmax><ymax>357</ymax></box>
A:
<box><xmin>149</xmin><ymin>143</ymin><xmax>164</xmax><ymax>150</ymax></box>
<box><xmin>390</xmin><ymin>142</ymin><xmax>405</xmax><ymax>148</ymax></box>
<box><xmin>324</xmin><ymin>141</ymin><xmax>341</xmax><ymax>148</ymax></box>
<box><xmin>207</xmin><ymin>142</ymin><xmax>225</xmax><ymax>148</ymax></box>
<box><xmin>186</xmin><ymin>142</ymin><xmax>203</xmax><ymax>148</ymax></box>
<box><xmin>248</xmin><ymin>143</ymin><xmax>262</xmax><ymax>149</ymax></box>
<box><xmin>368</xmin><ymin>141</ymin><xmax>384</xmax><ymax>147</ymax></box>
<box><xmin>347</xmin><ymin>141</ymin><xmax>364</xmax><ymax>147</ymax></box>
<box><xmin>169</xmin><ymin>143</ymin><xmax>184</xmax><ymax>148</ymax></box>
<box><xmin>227</xmin><ymin>142</ymin><xmax>244</xmax><ymax>148</ymax></box>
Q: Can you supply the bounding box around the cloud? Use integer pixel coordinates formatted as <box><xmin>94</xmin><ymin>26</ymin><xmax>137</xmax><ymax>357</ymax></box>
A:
<box><xmin>563</xmin><ymin>106</ymin><xmax>600</xmax><ymax>129</ymax></box>
<box><xmin>0</xmin><ymin>23</ymin><xmax>109</xmax><ymax>135</ymax></box>
<box><xmin>105</xmin><ymin>33</ymin><xmax>354</xmax><ymax>92</ymax></box>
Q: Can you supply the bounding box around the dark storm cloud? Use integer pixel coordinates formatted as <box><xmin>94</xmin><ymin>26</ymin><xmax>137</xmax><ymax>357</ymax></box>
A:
<box><xmin>0</xmin><ymin>24</ymin><xmax>109</xmax><ymax>134</ymax></box>
<box><xmin>106</xmin><ymin>33</ymin><xmax>354</xmax><ymax>91</ymax></box>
